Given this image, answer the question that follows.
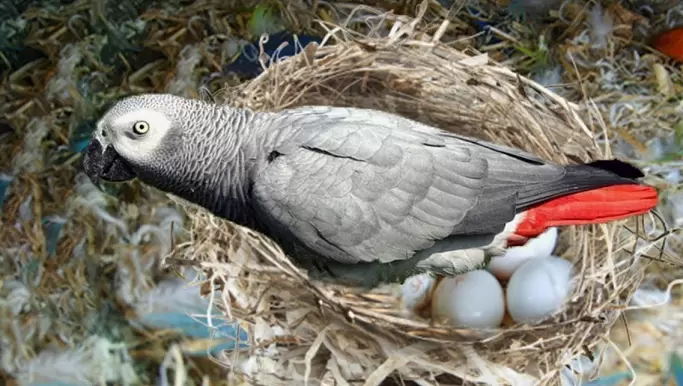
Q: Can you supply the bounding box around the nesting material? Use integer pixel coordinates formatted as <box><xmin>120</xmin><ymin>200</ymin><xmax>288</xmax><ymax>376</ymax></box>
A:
<box><xmin>168</xmin><ymin>7</ymin><xmax>656</xmax><ymax>386</ymax></box>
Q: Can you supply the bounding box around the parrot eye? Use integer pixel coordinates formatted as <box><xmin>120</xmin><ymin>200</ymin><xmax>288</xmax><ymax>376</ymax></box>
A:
<box><xmin>132</xmin><ymin>121</ymin><xmax>150</xmax><ymax>135</ymax></box>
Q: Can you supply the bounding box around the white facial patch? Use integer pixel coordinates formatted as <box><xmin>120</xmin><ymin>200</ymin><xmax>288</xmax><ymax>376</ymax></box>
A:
<box><xmin>111</xmin><ymin>108</ymin><xmax>172</xmax><ymax>161</ymax></box>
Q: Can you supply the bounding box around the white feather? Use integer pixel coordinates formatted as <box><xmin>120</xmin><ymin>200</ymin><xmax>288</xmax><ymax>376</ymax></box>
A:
<box><xmin>45</xmin><ymin>44</ymin><xmax>83</xmax><ymax>103</ymax></box>
<box><xmin>13</xmin><ymin>336</ymin><xmax>139</xmax><ymax>386</ymax></box>
<box><xmin>18</xmin><ymin>195</ymin><xmax>32</xmax><ymax>222</ymax></box>
<box><xmin>0</xmin><ymin>280</ymin><xmax>31</xmax><ymax>315</ymax></box>
<box><xmin>71</xmin><ymin>172</ymin><xmax>128</xmax><ymax>234</ymax></box>
<box><xmin>488</xmin><ymin>226</ymin><xmax>559</xmax><ymax>280</ymax></box>
<box><xmin>130</xmin><ymin>278</ymin><xmax>207</xmax><ymax>316</ymax></box>
<box><xmin>110</xmin><ymin>108</ymin><xmax>172</xmax><ymax>160</ymax></box>
<box><xmin>588</xmin><ymin>4</ymin><xmax>613</xmax><ymax>49</ymax></box>
<box><xmin>13</xmin><ymin>118</ymin><xmax>49</xmax><ymax>174</ymax></box>
<box><xmin>166</xmin><ymin>44</ymin><xmax>203</xmax><ymax>98</ymax></box>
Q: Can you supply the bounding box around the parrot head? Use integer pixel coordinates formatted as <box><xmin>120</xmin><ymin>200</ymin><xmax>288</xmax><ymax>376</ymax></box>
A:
<box><xmin>82</xmin><ymin>94</ymin><xmax>203</xmax><ymax>189</ymax></box>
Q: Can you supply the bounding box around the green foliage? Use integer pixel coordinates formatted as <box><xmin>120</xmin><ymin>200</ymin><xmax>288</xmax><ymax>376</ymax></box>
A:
<box><xmin>514</xmin><ymin>34</ymin><xmax>550</xmax><ymax>73</ymax></box>
<box><xmin>657</xmin><ymin>120</ymin><xmax>683</xmax><ymax>162</ymax></box>
<box><xmin>248</xmin><ymin>2</ymin><xmax>284</xmax><ymax>37</ymax></box>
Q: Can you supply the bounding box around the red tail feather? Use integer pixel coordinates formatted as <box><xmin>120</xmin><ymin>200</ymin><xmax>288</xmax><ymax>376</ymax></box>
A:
<box><xmin>514</xmin><ymin>184</ymin><xmax>658</xmax><ymax>239</ymax></box>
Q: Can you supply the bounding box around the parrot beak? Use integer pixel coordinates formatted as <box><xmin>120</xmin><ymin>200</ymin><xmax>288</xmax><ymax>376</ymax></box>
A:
<box><xmin>82</xmin><ymin>139</ymin><xmax>137</xmax><ymax>189</ymax></box>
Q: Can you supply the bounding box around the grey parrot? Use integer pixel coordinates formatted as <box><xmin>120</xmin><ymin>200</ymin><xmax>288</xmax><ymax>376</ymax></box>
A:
<box><xmin>82</xmin><ymin>94</ymin><xmax>658</xmax><ymax>287</ymax></box>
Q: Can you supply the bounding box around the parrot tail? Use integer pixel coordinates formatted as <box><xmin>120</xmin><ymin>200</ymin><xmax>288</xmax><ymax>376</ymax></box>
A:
<box><xmin>510</xmin><ymin>160</ymin><xmax>659</xmax><ymax>243</ymax></box>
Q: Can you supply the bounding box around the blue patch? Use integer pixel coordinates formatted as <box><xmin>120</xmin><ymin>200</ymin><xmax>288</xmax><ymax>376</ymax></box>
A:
<box><xmin>467</xmin><ymin>7</ymin><xmax>494</xmax><ymax>35</ymax></box>
<box><xmin>139</xmin><ymin>312</ymin><xmax>249</xmax><ymax>342</ymax></box>
<box><xmin>0</xmin><ymin>174</ymin><xmax>12</xmax><ymax>211</ymax></box>
<box><xmin>465</xmin><ymin>6</ymin><xmax>516</xmax><ymax>58</ymax></box>
<box><xmin>670</xmin><ymin>352</ymin><xmax>683</xmax><ymax>385</ymax></box>
<box><xmin>139</xmin><ymin>312</ymin><xmax>250</xmax><ymax>356</ymax></box>
<box><xmin>583</xmin><ymin>372</ymin><xmax>632</xmax><ymax>386</ymax></box>
<box><xmin>223</xmin><ymin>31</ymin><xmax>322</xmax><ymax>78</ymax></box>
<box><xmin>71</xmin><ymin>138</ymin><xmax>91</xmax><ymax>153</ymax></box>
<box><xmin>42</xmin><ymin>217</ymin><xmax>66</xmax><ymax>256</ymax></box>
<box><xmin>70</xmin><ymin>119</ymin><xmax>97</xmax><ymax>153</ymax></box>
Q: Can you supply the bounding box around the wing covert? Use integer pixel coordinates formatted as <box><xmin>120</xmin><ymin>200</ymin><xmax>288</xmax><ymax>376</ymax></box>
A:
<box><xmin>252</xmin><ymin>108</ymin><xmax>490</xmax><ymax>264</ymax></box>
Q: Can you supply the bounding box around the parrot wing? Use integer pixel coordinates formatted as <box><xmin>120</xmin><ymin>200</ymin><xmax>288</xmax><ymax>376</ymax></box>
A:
<box><xmin>251</xmin><ymin>107</ymin><xmax>556</xmax><ymax>265</ymax></box>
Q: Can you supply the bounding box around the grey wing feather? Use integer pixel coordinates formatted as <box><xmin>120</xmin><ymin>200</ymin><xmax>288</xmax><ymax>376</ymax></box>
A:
<box><xmin>252</xmin><ymin>107</ymin><xmax>490</xmax><ymax>264</ymax></box>
<box><xmin>250</xmin><ymin>106</ymin><xmax>635</xmax><ymax>272</ymax></box>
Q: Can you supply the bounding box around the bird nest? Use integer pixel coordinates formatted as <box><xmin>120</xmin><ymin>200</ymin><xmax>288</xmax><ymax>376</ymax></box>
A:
<box><xmin>170</xmin><ymin>8</ymin><xmax>649</xmax><ymax>386</ymax></box>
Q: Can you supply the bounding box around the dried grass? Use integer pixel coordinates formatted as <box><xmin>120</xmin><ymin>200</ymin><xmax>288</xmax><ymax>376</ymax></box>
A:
<box><xmin>167</xmin><ymin>4</ymin><xmax>657</xmax><ymax>385</ymax></box>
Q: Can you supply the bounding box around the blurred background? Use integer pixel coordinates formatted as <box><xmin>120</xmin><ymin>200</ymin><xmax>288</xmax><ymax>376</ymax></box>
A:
<box><xmin>0</xmin><ymin>0</ymin><xmax>681</xmax><ymax>385</ymax></box>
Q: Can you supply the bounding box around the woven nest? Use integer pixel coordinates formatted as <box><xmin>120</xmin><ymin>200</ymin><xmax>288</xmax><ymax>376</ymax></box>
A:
<box><xmin>171</xmin><ymin>10</ymin><xmax>649</xmax><ymax>386</ymax></box>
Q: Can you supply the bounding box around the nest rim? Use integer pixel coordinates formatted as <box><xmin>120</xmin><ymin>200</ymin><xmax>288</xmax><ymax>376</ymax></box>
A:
<box><xmin>174</xmin><ymin>8</ymin><xmax>650</xmax><ymax>385</ymax></box>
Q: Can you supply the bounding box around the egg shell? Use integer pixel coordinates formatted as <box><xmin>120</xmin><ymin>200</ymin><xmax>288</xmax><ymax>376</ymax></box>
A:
<box><xmin>488</xmin><ymin>227</ymin><xmax>558</xmax><ymax>280</ymax></box>
<box><xmin>505</xmin><ymin>256</ymin><xmax>574</xmax><ymax>324</ymax></box>
<box><xmin>401</xmin><ymin>273</ymin><xmax>436</xmax><ymax>314</ymax></box>
<box><xmin>431</xmin><ymin>270</ymin><xmax>505</xmax><ymax>329</ymax></box>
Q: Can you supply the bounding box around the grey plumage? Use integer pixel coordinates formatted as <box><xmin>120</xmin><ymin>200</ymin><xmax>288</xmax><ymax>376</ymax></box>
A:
<box><xmin>82</xmin><ymin>94</ymin><xmax>647</xmax><ymax>287</ymax></box>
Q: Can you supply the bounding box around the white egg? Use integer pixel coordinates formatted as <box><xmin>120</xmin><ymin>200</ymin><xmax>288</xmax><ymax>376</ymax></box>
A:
<box><xmin>431</xmin><ymin>270</ymin><xmax>505</xmax><ymax>329</ymax></box>
<box><xmin>506</xmin><ymin>256</ymin><xmax>574</xmax><ymax>324</ymax></box>
<box><xmin>401</xmin><ymin>273</ymin><xmax>435</xmax><ymax>313</ymax></box>
<box><xmin>488</xmin><ymin>227</ymin><xmax>559</xmax><ymax>280</ymax></box>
